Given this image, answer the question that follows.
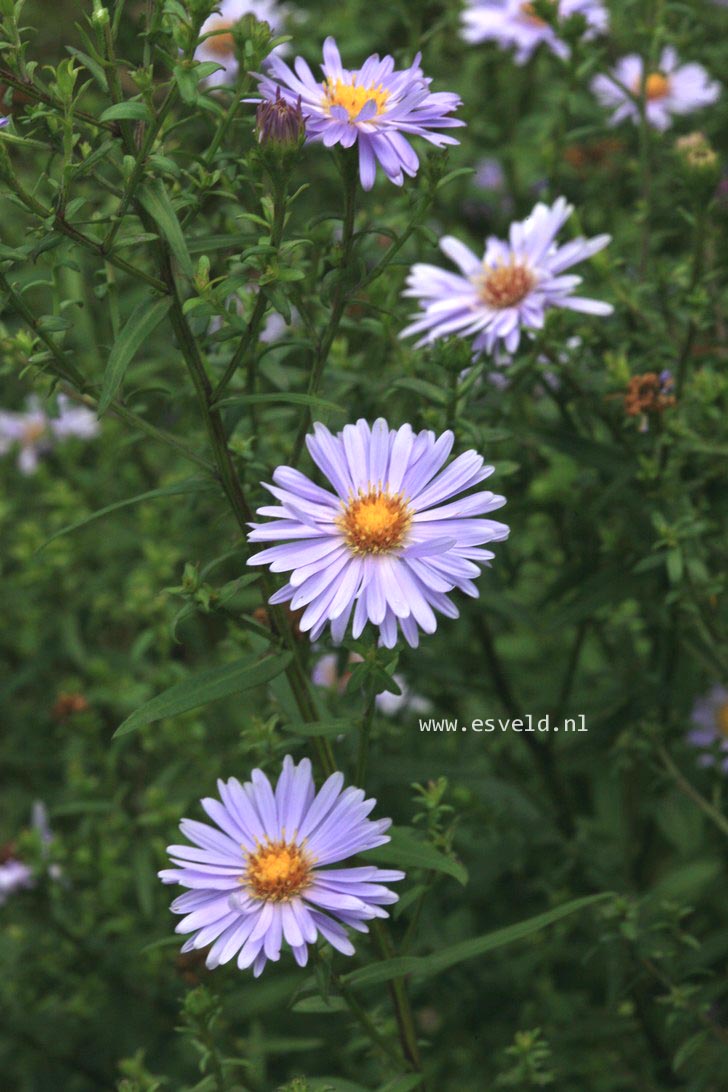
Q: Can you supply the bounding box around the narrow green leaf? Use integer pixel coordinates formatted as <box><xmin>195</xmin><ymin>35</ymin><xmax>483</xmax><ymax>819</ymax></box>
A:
<box><xmin>99</xmin><ymin>101</ymin><xmax>152</xmax><ymax>122</ymax></box>
<box><xmin>378</xmin><ymin>1077</ymin><xmax>424</xmax><ymax>1092</ymax></box>
<box><xmin>365</xmin><ymin>826</ymin><xmax>467</xmax><ymax>886</ymax></box>
<box><xmin>38</xmin><ymin>478</ymin><xmax>215</xmax><ymax>550</ymax></box>
<box><xmin>214</xmin><ymin>392</ymin><xmax>343</xmax><ymax>413</ymax></box>
<box><xmin>283</xmin><ymin>718</ymin><xmax>355</xmax><ymax>739</ymax></box>
<box><xmin>342</xmin><ymin>893</ymin><xmax>612</xmax><ymax>989</ymax></box>
<box><xmin>139</xmin><ymin>181</ymin><xmax>193</xmax><ymax>276</ymax></box>
<box><xmin>114</xmin><ymin>652</ymin><xmax>292</xmax><ymax>737</ymax></box>
<box><xmin>98</xmin><ymin>296</ymin><xmax>172</xmax><ymax>412</ymax></box>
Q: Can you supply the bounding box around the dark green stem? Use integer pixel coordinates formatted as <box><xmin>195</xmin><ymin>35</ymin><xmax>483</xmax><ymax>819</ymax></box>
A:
<box><xmin>290</xmin><ymin>154</ymin><xmax>358</xmax><ymax>465</ymax></box>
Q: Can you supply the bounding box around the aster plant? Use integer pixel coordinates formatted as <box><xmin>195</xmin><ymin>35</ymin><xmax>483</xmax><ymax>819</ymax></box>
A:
<box><xmin>247</xmin><ymin>418</ymin><xmax>509</xmax><ymax>647</ymax></box>
<box><xmin>159</xmin><ymin>757</ymin><xmax>404</xmax><ymax>975</ymax></box>
<box><xmin>401</xmin><ymin>197</ymin><xmax>612</xmax><ymax>355</ymax></box>
<box><xmin>256</xmin><ymin>36</ymin><xmax>464</xmax><ymax>189</ymax></box>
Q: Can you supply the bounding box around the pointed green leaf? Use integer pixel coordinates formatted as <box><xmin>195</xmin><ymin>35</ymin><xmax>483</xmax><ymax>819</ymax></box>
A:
<box><xmin>98</xmin><ymin>296</ymin><xmax>172</xmax><ymax>412</ymax></box>
<box><xmin>99</xmin><ymin>101</ymin><xmax>152</xmax><ymax>122</ymax></box>
<box><xmin>342</xmin><ymin>893</ymin><xmax>612</xmax><ymax>989</ymax></box>
<box><xmin>114</xmin><ymin>652</ymin><xmax>292</xmax><ymax>737</ymax></box>
<box><xmin>283</xmin><ymin>718</ymin><xmax>355</xmax><ymax>739</ymax></box>
<box><xmin>139</xmin><ymin>181</ymin><xmax>193</xmax><ymax>276</ymax></box>
<box><xmin>365</xmin><ymin>826</ymin><xmax>467</xmax><ymax>886</ymax></box>
<box><xmin>38</xmin><ymin>478</ymin><xmax>215</xmax><ymax>550</ymax></box>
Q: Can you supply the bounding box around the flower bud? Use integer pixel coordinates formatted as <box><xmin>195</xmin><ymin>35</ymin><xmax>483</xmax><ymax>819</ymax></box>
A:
<box><xmin>255</xmin><ymin>90</ymin><xmax>305</xmax><ymax>150</ymax></box>
<box><xmin>674</xmin><ymin>131</ymin><xmax>720</xmax><ymax>194</ymax></box>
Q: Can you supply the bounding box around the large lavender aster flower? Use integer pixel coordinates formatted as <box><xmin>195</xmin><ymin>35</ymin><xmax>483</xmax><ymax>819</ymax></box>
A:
<box><xmin>247</xmin><ymin>419</ymin><xmax>509</xmax><ymax>648</ymax></box>
<box><xmin>256</xmin><ymin>36</ymin><xmax>463</xmax><ymax>190</ymax></box>
<box><xmin>591</xmin><ymin>48</ymin><xmax>721</xmax><ymax>132</ymax></box>
<box><xmin>0</xmin><ymin>395</ymin><xmax>99</xmax><ymax>474</ymax></box>
<box><xmin>461</xmin><ymin>0</ymin><xmax>608</xmax><ymax>65</ymax></box>
<box><xmin>401</xmin><ymin>197</ymin><xmax>612</xmax><ymax>356</ymax></box>
<box><xmin>687</xmin><ymin>685</ymin><xmax>728</xmax><ymax>772</ymax></box>
<box><xmin>159</xmin><ymin>756</ymin><xmax>404</xmax><ymax>976</ymax></box>
<box><xmin>195</xmin><ymin>0</ymin><xmax>290</xmax><ymax>89</ymax></box>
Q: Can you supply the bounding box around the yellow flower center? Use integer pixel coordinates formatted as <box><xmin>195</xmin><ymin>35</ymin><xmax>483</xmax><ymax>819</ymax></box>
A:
<box><xmin>715</xmin><ymin>702</ymin><xmax>728</xmax><ymax>739</ymax></box>
<box><xmin>204</xmin><ymin>19</ymin><xmax>235</xmax><ymax>58</ymax></box>
<box><xmin>474</xmin><ymin>261</ymin><xmax>536</xmax><ymax>309</ymax></box>
<box><xmin>244</xmin><ymin>840</ymin><xmax>312</xmax><ymax>902</ymax></box>
<box><xmin>643</xmin><ymin>73</ymin><xmax>670</xmax><ymax>101</ymax></box>
<box><xmin>520</xmin><ymin>2</ymin><xmax>547</xmax><ymax>27</ymax></box>
<box><xmin>323</xmin><ymin>78</ymin><xmax>390</xmax><ymax>121</ymax></box>
<box><xmin>22</xmin><ymin>420</ymin><xmax>46</xmax><ymax>445</ymax></box>
<box><xmin>338</xmin><ymin>488</ymin><xmax>412</xmax><ymax>555</ymax></box>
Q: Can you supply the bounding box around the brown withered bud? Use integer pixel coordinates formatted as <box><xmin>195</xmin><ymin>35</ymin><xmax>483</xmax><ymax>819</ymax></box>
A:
<box><xmin>52</xmin><ymin>692</ymin><xmax>90</xmax><ymax>721</ymax></box>
<box><xmin>624</xmin><ymin>370</ymin><xmax>676</xmax><ymax>426</ymax></box>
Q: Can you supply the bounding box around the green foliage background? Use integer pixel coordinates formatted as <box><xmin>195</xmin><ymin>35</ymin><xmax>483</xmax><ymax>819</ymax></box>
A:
<box><xmin>1</xmin><ymin>0</ymin><xmax>728</xmax><ymax>1089</ymax></box>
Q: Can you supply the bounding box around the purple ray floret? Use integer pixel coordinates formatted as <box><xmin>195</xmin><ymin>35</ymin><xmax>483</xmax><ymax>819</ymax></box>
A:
<box><xmin>159</xmin><ymin>756</ymin><xmax>404</xmax><ymax>977</ymax></box>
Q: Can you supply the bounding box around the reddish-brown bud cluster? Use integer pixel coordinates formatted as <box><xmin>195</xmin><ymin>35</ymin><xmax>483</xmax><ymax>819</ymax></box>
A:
<box><xmin>52</xmin><ymin>692</ymin><xmax>90</xmax><ymax>721</ymax></box>
<box><xmin>624</xmin><ymin>371</ymin><xmax>676</xmax><ymax>419</ymax></box>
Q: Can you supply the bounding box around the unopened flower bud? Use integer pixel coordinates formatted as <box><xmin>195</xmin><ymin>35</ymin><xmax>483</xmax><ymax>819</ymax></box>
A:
<box><xmin>256</xmin><ymin>91</ymin><xmax>304</xmax><ymax>149</ymax></box>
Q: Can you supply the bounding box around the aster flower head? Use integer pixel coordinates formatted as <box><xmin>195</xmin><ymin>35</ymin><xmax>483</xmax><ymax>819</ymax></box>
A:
<box><xmin>247</xmin><ymin>419</ymin><xmax>509</xmax><ymax>649</ymax></box>
<box><xmin>0</xmin><ymin>395</ymin><xmax>99</xmax><ymax>474</ymax></box>
<box><xmin>256</xmin><ymin>36</ymin><xmax>464</xmax><ymax>190</ymax></box>
<box><xmin>195</xmin><ymin>0</ymin><xmax>290</xmax><ymax>89</ymax></box>
<box><xmin>687</xmin><ymin>685</ymin><xmax>728</xmax><ymax>772</ymax></box>
<box><xmin>591</xmin><ymin>48</ymin><xmax>721</xmax><ymax>132</ymax></box>
<box><xmin>159</xmin><ymin>756</ymin><xmax>404</xmax><ymax>976</ymax></box>
<box><xmin>401</xmin><ymin>196</ymin><xmax>612</xmax><ymax>356</ymax></box>
<box><xmin>461</xmin><ymin>0</ymin><xmax>609</xmax><ymax>65</ymax></box>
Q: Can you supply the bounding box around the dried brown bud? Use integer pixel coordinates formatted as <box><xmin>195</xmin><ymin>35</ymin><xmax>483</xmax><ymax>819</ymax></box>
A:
<box><xmin>52</xmin><ymin>692</ymin><xmax>90</xmax><ymax>721</ymax></box>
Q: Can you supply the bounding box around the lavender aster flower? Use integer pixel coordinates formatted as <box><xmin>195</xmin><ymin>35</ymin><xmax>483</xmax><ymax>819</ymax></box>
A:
<box><xmin>195</xmin><ymin>0</ymin><xmax>290</xmax><ymax>89</ymax></box>
<box><xmin>461</xmin><ymin>0</ymin><xmax>608</xmax><ymax>65</ymax></box>
<box><xmin>247</xmin><ymin>419</ymin><xmax>509</xmax><ymax>648</ymax></box>
<box><xmin>159</xmin><ymin>756</ymin><xmax>404</xmax><ymax>976</ymax></box>
<box><xmin>687</xmin><ymin>685</ymin><xmax>728</xmax><ymax>772</ymax></box>
<box><xmin>0</xmin><ymin>859</ymin><xmax>33</xmax><ymax>907</ymax></box>
<box><xmin>256</xmin><ymin>36</ymin><xmax>464</xmax><ymax>190</ymax></box>
<box><xmin>401</xmin><ymin>197</ymin><xmax>612</xmax><ymax>356</ymax></box>
<box><xmin>591</xmin><ymin>48</ymin><xmax>721</xmax><ymax>132</ymax></box>
<box><xmin>0</xmin><ymin>395</ymin><xmax>98</xmax><ymax>474</ymax></box>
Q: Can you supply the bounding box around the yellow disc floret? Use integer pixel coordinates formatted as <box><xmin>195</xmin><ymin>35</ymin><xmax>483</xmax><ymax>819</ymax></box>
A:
<box><xmin>474</xmin><ymin>261</ymin><xmax>536</xmax><ymax>309</ymax></box>
<box><xmin>22</xmin><ymin>420</ymin><xmax>47</xmax><ymax>444</ymax></box>
<box><xmin>338</xmin><ymin>487</ymin><xmax>412</xmax><ymax>555</ymax></box>
<box><xmin>323</xmin><ymin>78</ymin><xmax>390</xmax><ymax>121</ymax></box>
<box><xmin>644</xmin><ymin>73</ymin><xmax>670</xmax><ymax>100</ymax></box>
<box><xmin>245</xmin><ymin>840</ymin><xmax>313</xmax><ymax>902</ymax></box>
<box><xmin>204</xmin><ymin>20</ymin><xmax>235</xmax><ymax>58</ymax></box>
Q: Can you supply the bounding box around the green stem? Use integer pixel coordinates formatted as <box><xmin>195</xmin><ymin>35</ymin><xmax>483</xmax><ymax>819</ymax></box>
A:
<box><xmin>213</xmin><ymin>174</ymin><xmax>289</xmax><ymax>401</ymax></box>
<box><xmin>675</xmin><ymin>203</ymin><xmax>708</xmax><ymax>398</ymax></box>
<box><xmin>102</xmin><ymin>84</ymin><xmax>179</xmax><ymax>252</ymax></box>
<box><xmin>355</xmin><ymin>691</ymin><xmax>376</xmax><ymax>785</ymax></box>
<box><xmin>290</xmin><ymin>154</ymin><xmax>358</xmax><ymax>465</ymax></box>
<box><xmin>371</xmin><ymin>921</ymin><xmax>425</xmax><ymax>1085</ymax></box>
<box><xmin>657</xmin><ymin>745</ymin><xmax>728</xmax><ymax>839</ymax></box>
<box><xmin>332</xmin><ymin>971</ymin><xmax>408</xmax><ymax>1069</ymax></box>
